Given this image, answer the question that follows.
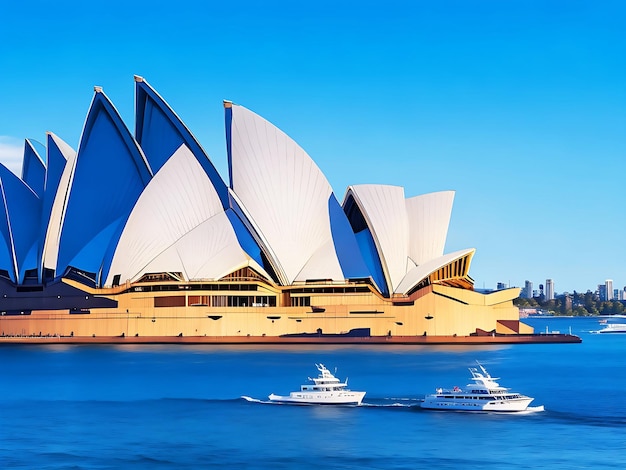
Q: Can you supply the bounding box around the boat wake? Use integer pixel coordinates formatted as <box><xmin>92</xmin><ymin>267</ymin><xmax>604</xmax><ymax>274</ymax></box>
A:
<box><xmin>546</xmin><ymin>410</ymin><xmax>626</xmax><ymax>428</ymax></box>
<box><xmin>361</xmin><ymin>397</ymin><xmax>423</xmax><ymax>408</ymax></box>
<box><xmin>361</xmin><ymin>402</ymin><xmax>418</xmax><ymax>408</ymax></box>
<box><xmin>241</xmin><ymin>396</ymin><xmax>272</xmax><ymax>404</ymax></box>
<box><xmin>511</xmin><ymin>405</ymin><xmax>545</xmax><ymax>414</ymax></box>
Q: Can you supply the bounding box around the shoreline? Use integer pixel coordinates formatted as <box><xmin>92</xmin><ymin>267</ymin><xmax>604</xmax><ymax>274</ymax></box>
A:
<box><xmin>0</xmin><ymin>333</ymin><xmax>582</xmax><ymax>345</ymax></box>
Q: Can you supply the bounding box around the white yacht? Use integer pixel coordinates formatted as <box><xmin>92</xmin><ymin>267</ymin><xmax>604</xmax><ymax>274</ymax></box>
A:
<box><xmin>420</xmin><ymin>362</ymin><xmax>543</xmax><ymax>412</ymax></box>
<box><xmin>596</xmin><ymin>323</ymin><xmax>626</xmax><ymax>333</ymax></box>
<box><xmin>269</xmin><ymin>363</ymin><xmax>366</xmax><ymax>405</ymax></box>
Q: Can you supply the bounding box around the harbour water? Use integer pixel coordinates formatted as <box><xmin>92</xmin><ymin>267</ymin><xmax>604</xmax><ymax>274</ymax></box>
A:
<box><xmin>1</xmin><ymin>316</ymin><xmax>624</xmax><ymax>469</ymax></box>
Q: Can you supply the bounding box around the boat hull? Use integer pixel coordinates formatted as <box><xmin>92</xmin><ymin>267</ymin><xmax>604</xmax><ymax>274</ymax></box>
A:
<box><xmin>597</xmin><ymin>324</ymin><xmax>626</xmax><ymax>333</ymax></box>
<box><xmin>268</xmin><ymin>391</ymin><xmax>366</xmax><ymax>405</ymax></box>
<box><xmin>420</xmin><ymin>396</ymin><xmax>534</xmax><ymax>412</ymax></box>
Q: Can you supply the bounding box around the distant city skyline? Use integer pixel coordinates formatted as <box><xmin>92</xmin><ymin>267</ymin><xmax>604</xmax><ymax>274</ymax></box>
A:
<box><xmin>519</xmin><ymin>277</ymin><xmax>626</xmax><ymax>300</ymax></box>
<box><xmin>1</xmin><ymin>1</ymin><xmax>624</xmax><ymax>294</ymax></box>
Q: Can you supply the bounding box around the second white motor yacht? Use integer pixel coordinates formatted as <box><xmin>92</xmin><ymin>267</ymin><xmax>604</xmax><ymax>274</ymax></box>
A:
<box><xmin>595</xmin><ymin>322</ymin><xmax>626</xmax><ymax>333</ymax></box>
<box><xmin>420</xmin><ymin>362</ymin><xmax>543</xmax><ymax>412</ymax></box>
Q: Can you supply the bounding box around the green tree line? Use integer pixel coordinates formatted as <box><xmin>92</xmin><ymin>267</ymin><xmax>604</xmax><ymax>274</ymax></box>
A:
<box><xmin>514</xmin><ymin>291</ymin><xmax>625</xmax><ymax>316</ymax></box>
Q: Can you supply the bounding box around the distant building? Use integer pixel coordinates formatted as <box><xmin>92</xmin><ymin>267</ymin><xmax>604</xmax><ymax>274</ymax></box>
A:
<box><xmin>546</xmin><ymin>279</ymin><xmax>554</xmax><ymax>301</ymax></box>
<box><xmin>606</xmin><ymin>280</ymin><xmax>614</xmax><ymax>301</ymax></box>
<box><xmin>497</xmin><ymin>282</ymin><xmax>507</xmax><ymax>290</ymax></box>
<box><xmin>564</xmin><ymin>294</ymin><xmax>572</xmax><ymax>310</ymax></box>
<box><xmin>598</xmin><ymin>284</ymin><xmax>607</xmax><ymax>301</ymax></box>
<box><xmin>523</xmin><ymin>280</ymin><xmax>533</xmax><ymax>299</ymax></box>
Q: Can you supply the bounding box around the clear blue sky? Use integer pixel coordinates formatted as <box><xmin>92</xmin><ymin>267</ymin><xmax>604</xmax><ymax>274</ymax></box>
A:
<box><xmin>1</xmin><ymin>0</ymin><xmax>624</xmax><ymax>294</ymax></box>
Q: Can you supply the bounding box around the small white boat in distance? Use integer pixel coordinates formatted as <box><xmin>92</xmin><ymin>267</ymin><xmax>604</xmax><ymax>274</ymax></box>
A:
<box><xmin>420</xmin><ymin>362</ymin><xmax>543</xmax><ymax>412</ymax></box>
<box><xmin>269</xmin><ymin>363</ymin><xmax>366</xmax><ymax>405</ymax></box>
<box><xmin>596</xmin><ymin>323</ymin><xmax>626</xmax><ymax>333</ymax></box>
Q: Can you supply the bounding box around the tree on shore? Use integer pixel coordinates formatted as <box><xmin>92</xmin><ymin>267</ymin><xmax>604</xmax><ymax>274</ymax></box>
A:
<box><xmin>514</xmin><ymin>292</ymin><xmax>625</xmax><ymax>316</ymax></box>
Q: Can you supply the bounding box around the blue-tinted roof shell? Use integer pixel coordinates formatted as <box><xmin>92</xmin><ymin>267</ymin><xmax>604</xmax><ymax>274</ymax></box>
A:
<box><xmin>343</xmin><ymin>193</ymin><xmax>388</xmax><ymax>296</ymax></box>
<box><xmin>0</xmin><ymin>164</ymin><xmax>41</xmax><ymax>283</ymax></box>
<box><xmin>37</xmin><ymin>134</ymin><xmax>69</xmax><ymax>282</ymax></box>
<box><xmin>56</xmin><ymin>90</ymin><xmax>152</xmax><ymax>285</ymax></box>
<box><xmin>327</xmin><ymin>194</ymin><xmax>371</xmax><ymax>281</ymax></box>
<box><xmin>22</xmin><ymin>139</ymin><xmax>46</xmax><ymax>198</ymax></box>
<box><xmin>134</xmin><ymin>77</ymin><xmax>229</xmax><ymax>208</ymax></box>
<box><xmin>0</xmin><ymin>175</ymin><xmax>15</xmax><ymax>280</ymax></box>
<box><xmin>134</xmin><ymin>80</ymin><xmax>273</xmax><ymax>280</ymax></box>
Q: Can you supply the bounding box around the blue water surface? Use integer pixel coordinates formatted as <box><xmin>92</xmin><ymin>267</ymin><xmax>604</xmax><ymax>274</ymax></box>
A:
<box><xmin>0</xmin><ymin>316</ymin><xmax>624</xmax><ymax>469</ymax></box>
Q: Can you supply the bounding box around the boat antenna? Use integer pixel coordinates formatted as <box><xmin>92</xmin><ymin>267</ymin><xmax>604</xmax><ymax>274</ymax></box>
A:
<box><xmin>476</xmin><ymin>360</ymin><xmax>489</xmax><ymax>377</ymax></box>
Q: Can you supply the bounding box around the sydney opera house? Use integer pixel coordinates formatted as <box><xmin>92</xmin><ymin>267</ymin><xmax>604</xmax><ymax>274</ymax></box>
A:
<box><xmin>0</xmin><ymin>76</ymin><xmax>577</xmax><ymax>344</ymax></box>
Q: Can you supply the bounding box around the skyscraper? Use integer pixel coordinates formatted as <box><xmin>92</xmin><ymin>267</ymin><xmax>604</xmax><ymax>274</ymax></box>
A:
<box><xmin>524</xmin><ymin>280</ymin><xmax>533</xmax><ymax>299</ymax></box>
<box><xmin>605</xmin><ymin>280</ymin><xmax>614</xmax><ymax>301</ymax></box>
<box><xmin>546</xmin><ymin>279</ymin><xmax>554</xmax><ymax>301</ymax></box>
<box><xmin>598</xmin><ymin>284</ymin><xmax>607</xmax><ymax>301</ymax></box>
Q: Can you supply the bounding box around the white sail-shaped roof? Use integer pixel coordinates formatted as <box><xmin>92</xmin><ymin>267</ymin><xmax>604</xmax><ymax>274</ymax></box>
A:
<box><xmin>345</xmin><ymin>185</ymin><xmax>409</xmax><ymax>295</ymax></box>
<box><xmin>395</xmin><ymin>248</ymin><xmax>475</xmax><ymax>294</ymax></box>
<box><xmin>41</xmin><ymin>133</ymin><xmax>77</xmax><ymax>276</ymax></box>
<box><xmin>105</xmin><ymin>144</ymin><xmax>268</xmax><ymax>285</ymax></box>
<box><xmin>406</xmin><ymin>191</ymin><xmax>454</xmax><ymax>267</ymax></box>
<box><xmin>228</xmin><ymin>103</ymin><xmax>345</xmax><ymax>285</ymax></box>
